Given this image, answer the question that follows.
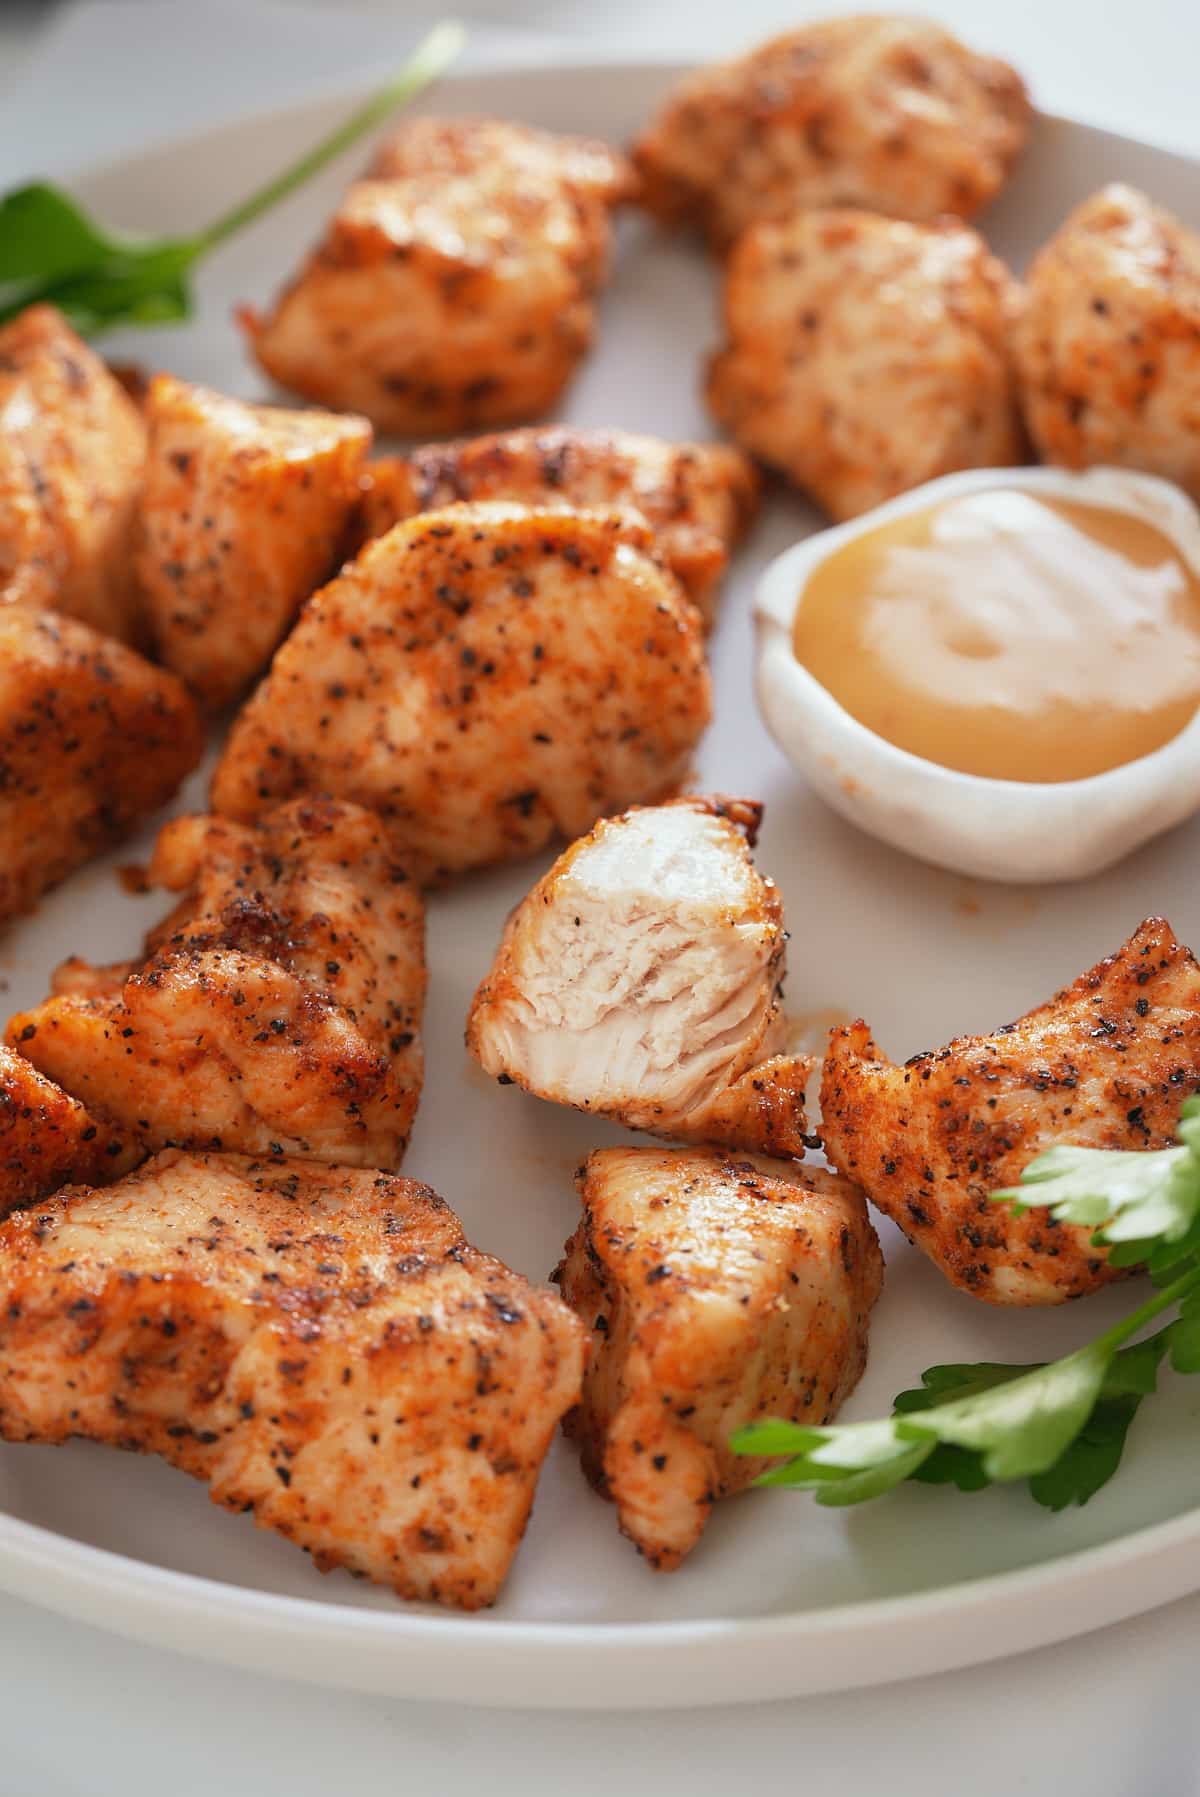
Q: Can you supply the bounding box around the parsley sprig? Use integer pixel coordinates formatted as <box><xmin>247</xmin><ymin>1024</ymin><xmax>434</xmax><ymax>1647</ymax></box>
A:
<box><xmin>0</xmin><ymin>21</ymin><xmax>465</xmax><ymax>337</ymax></box>
<box><xmin>732</xmin><ymin>1097</ymin><xmax>1200</xmax><ymax>1511</ymax></box>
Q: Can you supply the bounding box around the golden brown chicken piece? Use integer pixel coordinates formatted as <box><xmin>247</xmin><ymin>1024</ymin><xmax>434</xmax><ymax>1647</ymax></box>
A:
<box><xmin>0</xmin><ymin>305</ymin><xmax>147</xmax><ymax>641</ymax></box>
<box><xmin>0</xmin><ymin>1046</ymin><xmax>133</xmax><ymax>1217</ymax></box>
<box><xmin>211</xmin><ymin>504</ymin><xmax>711</xmax><ymax>884</ymax></box>
<box><xmin>467</xmin><ymin>797</ymin><xmax>813</xmax><ymax>1154</ymax></box>
<box><xmin>0</xmin><ymin>607</ymin><xmax>203</xmax><ymax>928</ymax></box>
<box><xmin>243</xmin><ymin>117</ymin><xmax>634</xmax><ymax>435</ymax></box>
<box><xmin>1014</xmin><ymin>185</ymin><xmax>1200</xmax><ymax>498</ymax></box>
<box><xmin>137</xmin><ymin>375</ymin><xmax>371</xmax><ymax>709</ymax></box>
<box><xmin>7</xmin><ymin>798</ymin><xmax>425</xmax><ymax>1167</ymax></box>
<box><xmin>0</xmin><ymin>1149</ymin><xmax>584</xmax><ymax>1608</ymax></box>
<box><xmin>820</xmin><ymin>918</ymin><xmax>1200</xmax><ymax>1305</ymax></box>
<box><xmin>631</xmin><ymin>17</ymin><xmax>1030</xmax><ymax>251</ymax></box>
<box><xmin>557</xmin><ymin>1146</ymin><xmax>881</xmax><ymax>1567</ymax></box>
<box><xmin>707</xmin><ymin>209</ymin><xmax>1023</xmax><ymax>521</ymax></box>
<box><xmin>357</xmin><ymin>427</ymin><xmax>761</xmax><ymax>629</ymax></box>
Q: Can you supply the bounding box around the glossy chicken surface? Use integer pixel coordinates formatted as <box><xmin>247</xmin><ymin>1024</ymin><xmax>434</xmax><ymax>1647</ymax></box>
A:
<box><xmin>244</xmin><ymin>117</ymin><xmax>634</xmax><ymax>434</ymax></box>
<box><xmin>467</xmin><ymin>797</ymin><xmax>813</xmax><ymax>1154</ymax></box>
<box><xmin>631</xmin><ymin>16</ymin><xmax>1030</xmax><ymax>250</ymax></box>
<box><xmin>0</xmin><ymin>1046</ymin><xmax>132</xmax><ymax>1218</ymax></box>
<box><xmin>0</xmin><ymin>1150</ymin><xmax>584</xmax><ymax>1608</ymax></box>
<box><xmin>0</xmin><ymin>607</ymin><xmax>203</xmax><ymax>929</ymax></box>
<box><xmin>212</xmin><ymin>504</ymin><xmax>711</xmax><ymax>883</ymax></box>
<box><xmin>1014</xmin><ymin>185</ymin><xmax>1200</xmax><ymax>499</ymax></box>
<box><xmin>8</xmin><ymin>798</ymin><xmax>425</xmax><ymax>1167</ymax></box>
<box><xmin>557</xmin><ymin>1146</ymin><xmax>882</xmax><ymax>1568</ymax></box>
<box><xmin>820</xmin><ymin>918</ymin><xmax>1200</xmax><ymax>1304</ymax></box>
<box><xmin>357</xmin><ymin>427</ymin><xmax>761</xmax><ymax>628</ymax></box>
<box><xmin>138</xmin><ymin>375</ymin><xmax>371</xmax><ymax>708</ymax></box>
<box><xmin>707</xmin><ymin>209</ymin><xmax>1022</xmax><ymax>520</ymax></box>
<box><xmin>0</xmin><ymin>305</ymin><xmax>146</xmax><ymax>642</ymax></box>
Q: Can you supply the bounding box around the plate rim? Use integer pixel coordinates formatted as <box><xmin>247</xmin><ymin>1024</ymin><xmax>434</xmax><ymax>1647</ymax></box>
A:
<box><xmin>10</xmin><ymin>55</ymin><xmax>1200</xmax><ymax>1709</ymax></box>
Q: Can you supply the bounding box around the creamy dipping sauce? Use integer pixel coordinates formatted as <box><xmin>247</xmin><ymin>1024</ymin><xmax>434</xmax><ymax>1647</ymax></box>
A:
<box><xmin>791</xmin><ymin>489</ymin><xmax>1200</xmax><ymax>782</ymax></box>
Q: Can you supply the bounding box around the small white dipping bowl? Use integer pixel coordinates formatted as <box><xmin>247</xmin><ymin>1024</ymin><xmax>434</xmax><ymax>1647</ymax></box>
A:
<box><xmin>755</xmin><ymin>465</ymin><xmax>1200</xmax><ymax>884</ymax></box>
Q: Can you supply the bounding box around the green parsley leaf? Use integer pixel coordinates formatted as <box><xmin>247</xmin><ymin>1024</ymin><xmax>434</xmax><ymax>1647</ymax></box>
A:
<box><xmin>0</xmin><ymin>21</ymin><xmax>465</xmax><ymax>338</ymax></box>
<box><xmin>733</xmin><ymin>1103</ymin><xmax>1200</xmax><ymax>1517</ymax></box>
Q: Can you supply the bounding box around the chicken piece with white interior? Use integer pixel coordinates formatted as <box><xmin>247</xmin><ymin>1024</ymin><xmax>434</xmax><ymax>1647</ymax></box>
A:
<box><xmin>467</xmin><ymin>797</ymin><xmax>813</xmax><ymax>1155</ymax></box>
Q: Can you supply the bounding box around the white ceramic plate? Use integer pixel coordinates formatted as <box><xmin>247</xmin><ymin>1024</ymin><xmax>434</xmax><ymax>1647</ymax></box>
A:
<box><xmin>2</xmin><ymin>57</ymin><xmax>1199</xmax><ymax>1712</ymax></box>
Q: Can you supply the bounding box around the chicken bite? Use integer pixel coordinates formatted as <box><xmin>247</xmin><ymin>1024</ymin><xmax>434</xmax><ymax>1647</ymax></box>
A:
<box><xmin>0</xmin><ymin>607</ymin><xmax>203</xmax><ymax>928</ymax></box>
<box><xmin>0</xmin><ymin>1046</ymin><xmax>132</xmax><ymax>1217</ymax></box>
<box><xmin>0</xmin><ymin>305</ymin><xmax>147</xmax><ymax>642</ymax></box>
<box><xmin>820</xmin><ymin>917</ymin><xmax>1200</xmax><ymax>1305</ymax></box>
<box><xmin>1014</xmin><ymin>185</ymin><xmax>1200</xmax><ymax>498</ymax></box>
<box><xmin>211</xmin><ymin>504</ymin><xmax>711</xmax><ymax>884</ymax></box>
<box><xmin>706</xmin><ymin>208</ymin><xmax>1023</xmax><ymax>520</ymax></box>
<box><xmin>243</xmin><ymin>117</ymin><xmax>634</xmax><ymax>434</ymax></box>
<box><xmin>7</xmin><ymin>798</ymin><xmax>425</xmax><ymax>1167</ymax></box>
<box><xmin>631</xmin><ymin>16</ymin><xmax>1030</xmax><ymax>251</ymax></box>
<box><xmin>357</xmin><ymin>427</ymin><xmax>761</xmax><ymax>629</ymax></box>
<box><xmin>467</xmin><ymin>797</ymin><xmax>813</xmax><ymax>1155</ymax></box>
<box><xmin>556</xmin><ymin>1145</ymin><xmax>881</xmax><ymax>1568</ymax></box>
<box><xmin>137</xmin><ymin>375</ymin><xmax>371</xmax><ymax>709</ymax></box>
<box><xmin>0</xmin><ymin>1149</ymin><xmax>584</xmax><ymax>1607</ymax></box>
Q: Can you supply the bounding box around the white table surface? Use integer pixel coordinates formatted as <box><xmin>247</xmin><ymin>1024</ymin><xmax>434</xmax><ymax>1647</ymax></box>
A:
<box><xmin>2</xmin><ymin>3</ymin><xmax>1200</xmax><ymax>1792</ymax></box>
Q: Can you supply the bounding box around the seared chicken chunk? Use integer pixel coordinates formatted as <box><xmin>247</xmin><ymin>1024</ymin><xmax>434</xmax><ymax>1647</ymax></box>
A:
<box><xmin>820</xmin><ymin>918</ymin><xmax>1200</xmax><ymax>1304</ymax></box>
<box><xmin>244</xmin><ymin>117</ymin><xmax>634</xmax><ymax>434</ymax></box>
<box><xmin>211</xmin><ymin>504</ymin><xmax>710</xmax><ymax>884</ymax></box>
<box><xmin>631</xmin><ymin>17</ymin><xmax>1030</xmax><ymax>251</ymax></box>
<box><xmin>707</xmin><ymin>209</ymin><xmax>1023</xmax><ymax>520</ymax></box>
<box><xmin>467</xmin><ymin>797</ymin><xmax>813</xmax><ymax>1154</ymax></box>
<box><xmin>0</xmin><ymin>1046</ymin><xmax>131</xmax><ymax>1217</ymax></box>
<box><xmin>557</xmin><ymin>1146</ymin><xmax>881</xmax><ymax>1567</ymax></box>
<box><xmin>0</xmin><ymin>607</ymin><xmax>202</xmax><ymax>928</ymax></box>
<box><xmin>357</xmin><ymin>427</ymin><xmax>761</xmax><ymax>628</ymax></box>
<box><xmin>0</xmin><ymin>1150</ymin><xmax>584</xmax><ymax>1608</ymax></box>
<box><xmin>137</xmin><ymin>375</ymin><xmax>371</xmax><ymax>708</ymax></box>
<box><xmin>0</xmin><ymin>305</ymin><xmax>146</xmax><ymax>641</ymax></box>
<box><xmin>1014</xmin><ymin>185</ymin><xmax>1200</xmax><ymax>498</ymax></box>
<box><xmin>8</xmin><ymin>799</ymin><xmax>425</xmax><ymax>1167</ymax></box>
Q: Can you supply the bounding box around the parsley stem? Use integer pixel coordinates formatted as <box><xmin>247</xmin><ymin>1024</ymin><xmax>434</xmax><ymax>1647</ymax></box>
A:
<box><xmin>194</xmin><ymin>20</ymin><xmax>466</xmax><ymax>256</ymax></box>
<box><xmin>1096</xmin><ymin>1261</ymin><xmax>1200</xmax><ymax>1354</ymax></box>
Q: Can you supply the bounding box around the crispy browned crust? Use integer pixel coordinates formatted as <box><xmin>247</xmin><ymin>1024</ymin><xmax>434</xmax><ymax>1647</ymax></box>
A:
<box><xmin>556</xmin><ymin>1146</ymin><xmax>881</xmax><ymax>1566</ymax></box>
<box><xmin>0</xmin><ymin>1150</ymin><xmax>584</xmax><ymax>1607</ymax></box>
<box><xmin>7</xmin><ymin>798</ymin><xmax>425</xmax><ymax>1168</ymax></box>
<box><xmin>820</xmin><ymin>918</ymin><xmax>1200</xmax><ymax>1304</ymax></box>
<box><xmin>355</xmin><ymin>427</ymin><xmax>761</xmax><ymax>625</ymax></box>
<box><xmin>0</xmin><ymin>607</ymin><xmax>203</xmax><ymax>929</ymax></box>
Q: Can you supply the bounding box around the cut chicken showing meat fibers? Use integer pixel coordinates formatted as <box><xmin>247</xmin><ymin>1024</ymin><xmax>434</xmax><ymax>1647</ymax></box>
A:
<box><xmin>0</xmin><ymin>607</ymin><xmax>203</xmax><ymax>929</ymax></box>
<box><xmin>8</xmin><ymin>799</ymin><xmax>425</xmax><ymax>1168</ymax></box>
<box><xmin>556</xmin><ymin>1145</ymin><xmax>882</xmax><ymax>1568</ymax></box>
<box><xmin>820</xmin><ymin>917</ymin><xmax>1200</xmax><ymax>1304</ymax></box>
<box><xmin>0</xmin><ymin>1150</ymin><xmax>584</xmax><ymax>1608</ymax></box>
<box><xmin>0</xmin><ymin>1045</ymin><xmax>134</xmax><ymax>1218</ymax></box>
<box><xmin>0</xmin><ymin>304</ymin><xmax>147</xmax><ymax>643</ymax></box>
<box><xmin>137</xmin><ymin>374</ymin><xmax>371</xmax><ymax>709</ymax></box>
<box><xmin>211</xmin><ymin>504</ymin><xmax>711</xmax><ymax>884</ymax></box>
<box><xmin>467</xmin><ymin>797</ymin><xmax>813</xmax><ymax>1155</ymax></box>
<box><xmin>357</xmin><ymin>426</ymin><xmax>761</xmax><ymax>629</ymax></box>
